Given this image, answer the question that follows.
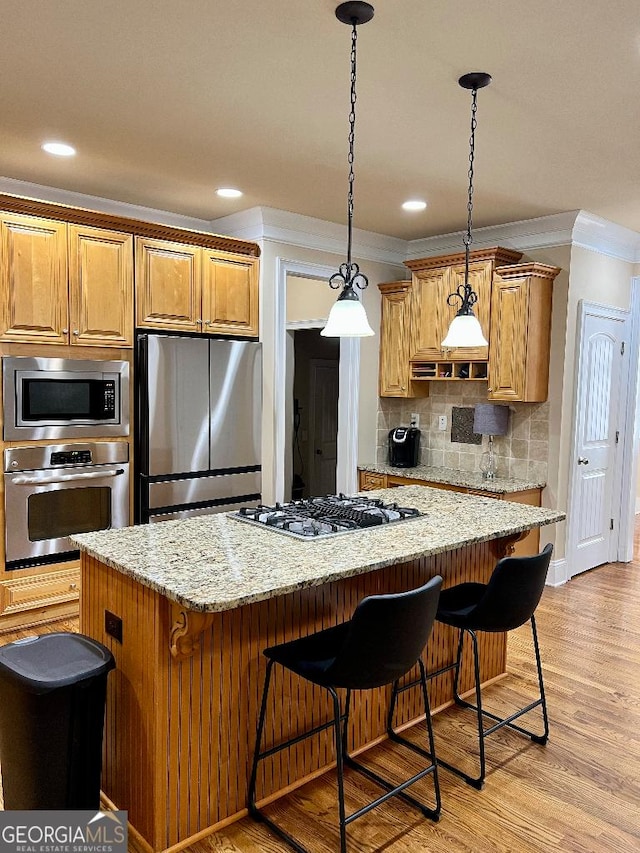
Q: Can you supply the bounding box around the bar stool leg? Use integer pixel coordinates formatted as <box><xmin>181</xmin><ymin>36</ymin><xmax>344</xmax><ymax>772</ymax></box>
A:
<box><xmin>418</xmin><ymin>659</ymin><xmax>441</xmax><ymax>817</ymax></box>
<box><xmin>436</xmin><ymin>628</ymin><xmax>486</xmax><ymax>789</ymax></box>
<box><xmin>248</xmin><ymin>658</ymin><xmax>274</xmax><ymax>817</ymax></box>
<box><xmin>248</xmin><ymin>660</ymin><xmax>309</xmax><ymax>853</ymax></box>
<box><xmin>531</xmin><ymin>615</ymin><xmax>550</xmax><ymax>744</ymax></box>
<box><xmin>328</xmin><ymin>687</ymin><xmax>348</xmax><ymax>853</ymax></box>
<box><xmin>452</xmin><ymin>628</ymin><xmax>466</xmax><ymax>704</ymax></box>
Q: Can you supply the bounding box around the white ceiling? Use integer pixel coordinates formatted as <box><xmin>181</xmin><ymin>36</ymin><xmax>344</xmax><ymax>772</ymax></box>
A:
<box><xmin>1</xmin><ymin>0</ymin><xmax>639</xmax><ymax>241</ymax></box>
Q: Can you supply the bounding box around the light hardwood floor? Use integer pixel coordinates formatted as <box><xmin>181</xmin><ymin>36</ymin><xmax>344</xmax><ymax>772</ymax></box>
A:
<box><xmin>1</xmin><ymin>551</ymin><xmax>639</xmax><ymax>852</ymax></box>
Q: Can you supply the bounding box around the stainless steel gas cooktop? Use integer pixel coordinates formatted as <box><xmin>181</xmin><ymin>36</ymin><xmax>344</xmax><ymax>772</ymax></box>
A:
<box><xmin>229</xmin><ymin>494</ymin><xmax>423</xmax><ymax>539</ymax></box>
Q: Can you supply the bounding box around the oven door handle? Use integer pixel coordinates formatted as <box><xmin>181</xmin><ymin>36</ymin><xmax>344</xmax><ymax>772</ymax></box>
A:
<box><xmin>11</xmin><ymin>468</ymin><xmax>126</xmax><ymax>485</ymax></box>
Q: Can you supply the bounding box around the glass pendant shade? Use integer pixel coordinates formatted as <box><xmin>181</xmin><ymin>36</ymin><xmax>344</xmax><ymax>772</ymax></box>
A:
<box><xmin>321</xmin><ymin>290</ymin><xmax>374</xmax><ymax>337</ymax></box>
<box><xmin>441</xmin><ymin>312</ymin><xmax>488</xmax><ymax>348</ymax></box>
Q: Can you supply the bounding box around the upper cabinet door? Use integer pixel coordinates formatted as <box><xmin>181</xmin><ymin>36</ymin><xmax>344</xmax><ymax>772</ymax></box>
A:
<box><xmin>201</xmin><ymin>251</ymin><xmax>259</xmax><ymax>337</ymax></box>
<box><xmin>379</xmin><ymin>283</ymin><xmax>412</xmax><ymax>396</ymax></box>
<box><xmin>68</xmin><ymin>225</ymin><xmax>134</xmax><ymax>347</ymax></box>
<box><xmin>446</xmin><ymin>261</ymin><xmax>492</xmax><ymax>361</ymax></box>
<box><xmin>409</xmin><ymin>268</ymin><xmax>449</xmax><ymax>360</ymax></box>
<box><xmin>135</xmin><ymin>237</ymin><xmax>202</xmax><ymax>333</ymax></box>
<box><xmin>0</xmin><ymin>213</ymin><xmax>68</xmax><ymax>344</ymax></box>
<box><xmin>487</xmin><ymin>276</ymin><xmax>529</xmax><ymax>400</ymax></box>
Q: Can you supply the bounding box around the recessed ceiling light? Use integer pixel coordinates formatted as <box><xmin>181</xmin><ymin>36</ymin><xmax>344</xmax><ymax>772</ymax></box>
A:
<box><xmin>216</xmin><ymin>188</ymin><xmax>243</xmax><ymax>199</ymax></box>
<box><xmin>42</xmin><ymin>141</ymin><xmax>76</xmax><ymax>157</ymax></box>
<box><xmin>402</xmin><ymin>200</ymin><xmax>427</xmax><ymax>211</ymax></box>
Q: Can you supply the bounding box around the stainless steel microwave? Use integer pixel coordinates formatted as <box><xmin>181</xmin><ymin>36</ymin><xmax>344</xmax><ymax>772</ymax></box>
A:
<box><xmin>2</xmin><ymin>356</ymin><xmax>130</xmax><ymax>440</ymax></box>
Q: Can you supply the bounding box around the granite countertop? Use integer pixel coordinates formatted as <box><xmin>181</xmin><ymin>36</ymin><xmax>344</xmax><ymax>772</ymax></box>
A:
<box><xmin>359</xmin><ymin>463</ymin><xmax>545</xmax><ymax>494</ymax></box>
<box><xmin>71</xmin><ymin>486</ymin><xmax>564</xmax><ymax>614</ymax></box>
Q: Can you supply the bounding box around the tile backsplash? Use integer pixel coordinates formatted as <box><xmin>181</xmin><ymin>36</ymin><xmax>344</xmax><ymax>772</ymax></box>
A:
<box><xmin>377</xmin><ymin>383</ymin><xmax>549</xmax><ymax>482</ymax></box>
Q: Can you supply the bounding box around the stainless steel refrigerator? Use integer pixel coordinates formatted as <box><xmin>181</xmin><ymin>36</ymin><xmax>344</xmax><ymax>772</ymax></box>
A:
<box><xmin>136</xmin><ymin>333</ymin><xmax>261</xmax><ymax>523</ymax></box>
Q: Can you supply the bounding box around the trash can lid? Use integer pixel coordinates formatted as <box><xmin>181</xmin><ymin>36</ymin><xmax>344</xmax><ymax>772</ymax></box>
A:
<box><xmin>0</xmin><ymin>632</ymin><xmax>115</xmax><ymax>694</ymax></box>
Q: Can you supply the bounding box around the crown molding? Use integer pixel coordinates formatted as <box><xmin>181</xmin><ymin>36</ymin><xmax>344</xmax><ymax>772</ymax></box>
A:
<box><xmin>0</xmin><ymin>176</ymin><xmax>215</xmax><ymax>233</ymax></box>
<box><xmin>406</xmin><ymin>211</ymin><xmax>581</xmax><ymax>260</ymax></box>
<box><xmin>571</xmin><ymin>211</ymin><xmax>640</xmax><ymax>263</ymax></box>
<box><xmin>2</xmin><ymin>175</ymin><xmax>638</xmax><ymax>265</ymax></box>
<box><xmin>406</xmin><ymin>210</ymin><xmax>640</xmax><ymax>264</ymax></box>
<box><xmin>209</xmin><ymin>206</ymin><xmax>408</xmax><ymax>267</ymax></box>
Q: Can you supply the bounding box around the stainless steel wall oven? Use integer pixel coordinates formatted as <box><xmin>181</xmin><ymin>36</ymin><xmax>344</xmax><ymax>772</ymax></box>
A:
<box><xmin>2</xmin><ymin>356</ymin><xmax>129</xmax><ymax>441</ymax></box>
<box><xmin>4</xmin><ymin>441</ymin><xmax>130</xmax><ymax>569</ymax></box>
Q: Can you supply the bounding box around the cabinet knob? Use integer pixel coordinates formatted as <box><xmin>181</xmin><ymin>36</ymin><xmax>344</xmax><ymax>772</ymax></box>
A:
<box><xmin>69</xmin><ymin>582</ymin><xmax>78</xmax><ymax>590</ymax></box>
<box><xmin>73</xmin><ymin>329</ymin><xmax>79</xmax><ymax>336</ymax></box>
<box><xmin>205</xmin><ymin>320</ymin><xmax>212</xmax><ymax>326</ymax></box>
<box><xmin>196</xmin><ymin>319</ymin><xmax>202</xmax><ymax>325</ymax></box>
<box><xmin>62</xmin><ymin>328</ymin><xmax>69</xmax><ymax>335</ymax></box>
<box><xmin>401</xmin><ymin>385</ymin><xmax>406</xmax><ymax>391</ymax></box>
<box><xmin>488</xmin><ymin>387</ymin><xmax>493</xmax><ymax>392</ymax></box>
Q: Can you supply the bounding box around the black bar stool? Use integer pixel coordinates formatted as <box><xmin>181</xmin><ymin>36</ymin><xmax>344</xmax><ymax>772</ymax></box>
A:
<box><xmin>248</xmin><ymin>575</ymin><xmax>443</xmax><ymax>853</ymax></box>
<box><xmin>388</xmin><ymin>543</ymin><xmax>553</xmax><ymax>789</ymax></box>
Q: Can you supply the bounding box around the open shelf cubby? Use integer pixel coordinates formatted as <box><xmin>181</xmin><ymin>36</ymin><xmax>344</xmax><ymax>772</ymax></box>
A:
<box><xmin>410</xmin><ymin>361</ymin><xmax>488</xmax><ymax>381</ymax></box>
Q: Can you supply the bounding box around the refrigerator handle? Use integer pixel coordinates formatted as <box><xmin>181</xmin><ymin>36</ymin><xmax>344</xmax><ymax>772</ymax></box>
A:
<box><xmin>135</xmin><ymin>334</ymin><xmax>151</xmax><ymax>523</ymax></box>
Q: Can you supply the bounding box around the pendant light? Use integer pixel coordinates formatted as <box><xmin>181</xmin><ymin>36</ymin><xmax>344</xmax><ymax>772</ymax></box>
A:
<box><xmin>441</xmin><ymin>72</ymin><xmax>492</xmax><ymax>350</ymax></box>
<box><xmin>321</xmin><ymin>2</ymin><xmax>375</xmax><ymax>338</ymax></box>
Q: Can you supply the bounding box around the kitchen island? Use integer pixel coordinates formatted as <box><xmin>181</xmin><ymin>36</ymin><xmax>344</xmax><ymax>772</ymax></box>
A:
<box><xmin>73</xmin><ymin>486</ymin><xmax>563</xmax><ymax>853</ymax></box>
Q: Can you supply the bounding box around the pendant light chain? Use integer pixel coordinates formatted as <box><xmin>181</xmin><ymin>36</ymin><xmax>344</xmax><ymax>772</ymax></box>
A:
<box><xmin>346</xmin><ymin>21</ymin><xmax>358</xmax><ymax>270</ymax></box>
<box><xmin>463</xmin><ymin>86</ymin><xmax>478</xmax><ymax>289</ymax></box>
<box><xmin>328</xmin><ymin>11</ymin><xmax>369</xmax><ymax>295</ymax></box>
<box><xmin>444</xmin><ymin>71</ymin><xmax>491</xmax><ymax>331</ymax></box>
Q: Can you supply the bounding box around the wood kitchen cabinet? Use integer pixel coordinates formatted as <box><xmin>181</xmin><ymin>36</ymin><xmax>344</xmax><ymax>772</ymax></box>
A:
<box><xmin>135</xmin><ymin>237</ymin><xmax>202</xmax><ymax>332</ymax></box>
<box><xmin>0</xmin><ymin>565</ymin><xmax>80</xmax><ymax>632</ymax></box>
<box><xmin>405</xmin><ymin>247</ymin><xmax>522</xmax><ymax>363</ymax></box>
<box><xmin>410</xmin><ymin>260</ymin><xmax>492</xmax><ymax>362</ymax></box>
<box><xmin>202</xmin><ymin>249</ymin><xmax>259</xmax><ymax>336</ymax></box>
<box><xmin>68</xmin><ymin>225</ymin><xmax>133</xmax><ymax>346</ymax></box>
<box><xmin>0</xmin><ymin>213</ymin><xmax>134</xmax><ymax>347</ymax></box>
<box><xmin>136</xmin><ymin>237</ymin><xmax>259</xmax><ymax>337</ymax></box>
<box><xmin>378</xmin><ymin>281</ymin><xmax>429</xmax><ymax>398</ymax></box>
<box><xmin>488</xmin><ymin>262</ymin><xmax>560</xmax><ymax>403</ymax></box>
<box><xmin>0</xmin><ymin>213</ymin><xmax>69</xmax><ymax>344</ymax></box>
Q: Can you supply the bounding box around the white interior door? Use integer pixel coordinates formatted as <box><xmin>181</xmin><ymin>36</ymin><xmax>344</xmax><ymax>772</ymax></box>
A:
<box><xmin>308</xmin><ymin>359</ymin><xmax>339</xmax><ymax>496</ymax></box>
<box><xmin>568</xmin><ymin>301</ymin><xmax>628</xmax><ymax>577</ymax></box>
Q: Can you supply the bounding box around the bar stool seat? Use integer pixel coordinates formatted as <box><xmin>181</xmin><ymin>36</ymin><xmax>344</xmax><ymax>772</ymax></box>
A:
<box><xmin>248</xmin><ymin>575</ymin><xmax>443</xmax><ymax>853</ymax></box>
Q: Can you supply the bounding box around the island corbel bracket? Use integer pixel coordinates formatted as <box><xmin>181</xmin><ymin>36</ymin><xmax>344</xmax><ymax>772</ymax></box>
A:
<box><xmin>492</xmin><ymin>531</ymin><xmax>528</xmax><ymax>559</ymax></box>
<box><xmin>169</xmin><ymin>606</ymin><xmax>215</xmax><ymax>660</ymax></box>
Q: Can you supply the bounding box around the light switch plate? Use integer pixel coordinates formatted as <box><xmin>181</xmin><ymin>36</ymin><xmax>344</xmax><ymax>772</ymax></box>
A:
<box><xmin>438</xmin><ymin>415</ymin><xmax>447</xmax><ymax>431</ymax></box>
<box><xmin>410</xmin><ymin>413</ymin><xmax>420</xmax><ymax>429</ymax></box>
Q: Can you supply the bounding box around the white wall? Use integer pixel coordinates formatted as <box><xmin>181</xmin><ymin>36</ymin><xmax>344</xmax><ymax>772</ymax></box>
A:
<box><xmin>258</xmin><ymin>239</ymin><xmax>404</xmax><ymax>502</ymax></box>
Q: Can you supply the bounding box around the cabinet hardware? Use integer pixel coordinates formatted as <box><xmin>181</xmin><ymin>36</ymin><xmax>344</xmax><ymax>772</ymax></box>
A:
<box><xmin>73</xmin><ymin>329</ymin><xmax>79</xmax><ymax>336</ymax></box>
<box><xmin>69</xmin><ymin>583</ymin><xmax>77</xmax><ymax>590</ymax></box>
<box><xmin>62</xmin><ymin>328</ymin><xmax>69</xmax><ymax>334</ymax></box>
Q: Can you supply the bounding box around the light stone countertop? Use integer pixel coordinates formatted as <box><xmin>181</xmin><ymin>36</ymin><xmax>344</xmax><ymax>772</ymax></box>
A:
<box><xmin>70</xmin><ymin>486</ymin><xmax>565</xmax><ymax>612</ymax></box>
<box><xmin>359</xmin><ymin>464</ymin><xmax>545</xmax><ymax>493</ymax></box>
<box><xmin>71</xmin><ymin>486</ymin><xmax>564</xmax><ymax>614</ymax></box>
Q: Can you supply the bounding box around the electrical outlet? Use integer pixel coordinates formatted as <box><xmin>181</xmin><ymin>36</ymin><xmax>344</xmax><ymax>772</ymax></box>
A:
<box><xmin>410</xmin><ymin>412</ymin><xmax>420</xmax><ymax>429</ymax></box>
<box><xmin>438</xmin><ymin>415</ymin><xmax>448</xmax><ymax>431</ymax></box>
<box><xmin>105</xmin><ymin>610</ymin><xmax>123</xmax><ymax>643</ymax></box>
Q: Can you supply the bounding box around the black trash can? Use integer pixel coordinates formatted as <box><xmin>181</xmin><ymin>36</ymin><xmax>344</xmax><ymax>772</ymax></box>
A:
<box><xmin>0</xmin><ymin>632</ymin><xmax>115</xmax><ymax>810</ymax></box>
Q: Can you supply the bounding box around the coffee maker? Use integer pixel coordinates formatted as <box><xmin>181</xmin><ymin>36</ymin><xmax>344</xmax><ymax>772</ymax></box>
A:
<box><xmin>388</xmin><ymin>426</ymin><xmax>421</xmax><ymax>468</ymax></box>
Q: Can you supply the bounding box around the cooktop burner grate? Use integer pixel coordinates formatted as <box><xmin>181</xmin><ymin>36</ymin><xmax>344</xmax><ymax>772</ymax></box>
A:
<box><xmin>229</xmin><ymin>494</ymin><xmax>423</xmax><ymax>539</ymax></box>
